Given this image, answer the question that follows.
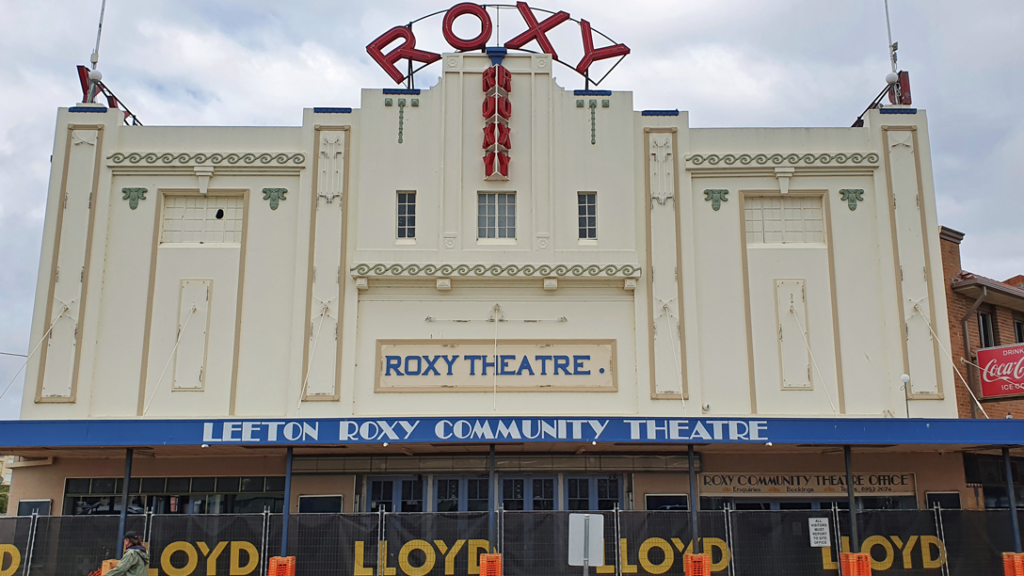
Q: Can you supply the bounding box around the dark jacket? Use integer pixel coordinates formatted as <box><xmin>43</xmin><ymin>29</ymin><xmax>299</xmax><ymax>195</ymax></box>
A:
<box><xmin>106</xmin><ymin>546</ymin><xmax>150</xmax><ymax>576</ymax></box>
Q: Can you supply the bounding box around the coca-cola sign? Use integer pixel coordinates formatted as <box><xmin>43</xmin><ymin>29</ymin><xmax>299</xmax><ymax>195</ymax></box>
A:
<box><xmin>978</xmin><ymin>343</ymin><xmax>1024</xmax><ymax>398</ymax></box>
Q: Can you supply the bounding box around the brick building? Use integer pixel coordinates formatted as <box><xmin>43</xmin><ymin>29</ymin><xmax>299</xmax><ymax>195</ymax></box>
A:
<box><xmin>940</xmin><ymin>226</ymin><xmax>1024</xmax><ymax>419</ymax></box>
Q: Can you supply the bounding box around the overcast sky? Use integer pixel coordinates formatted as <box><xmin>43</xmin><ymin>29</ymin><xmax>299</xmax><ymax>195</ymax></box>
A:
<box><xmin>0</xmin><ymin>0</ymin><xmax>1021</xmax><ymax>419</ymax></box>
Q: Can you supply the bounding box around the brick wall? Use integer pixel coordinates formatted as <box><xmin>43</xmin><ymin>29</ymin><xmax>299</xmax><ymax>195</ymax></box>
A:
<box><xmin>940</xmin><ymin>226</ymin><xmax>1024</xmax><ymax>419</ymax></box>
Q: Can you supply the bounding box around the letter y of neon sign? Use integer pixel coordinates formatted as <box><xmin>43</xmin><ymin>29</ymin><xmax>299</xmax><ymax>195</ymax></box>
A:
<box><xmin>576</xmin><ymin>19</ymin><xmax>630</xmax><ymax>75</ymax></box>
<box><xmin>503</xmin><ymin>2</ymin><xmax>571</xmax><ymax>60</ymax></box>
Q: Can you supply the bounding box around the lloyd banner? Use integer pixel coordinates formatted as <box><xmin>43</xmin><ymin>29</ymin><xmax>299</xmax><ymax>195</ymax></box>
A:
<box><xmin>7</xmin><ymin>510</ymin><xmax>1020</xmax><ymax>576</ymax></box>
<box><xmin>978</xmin><ymin>343</ymin><xmax>1024</xmax><ymax>398</ymax></box>
<box><xmin>376</xmin><ymin>340</ymin><xmax>616</xmax><ymax>391</ymax></box>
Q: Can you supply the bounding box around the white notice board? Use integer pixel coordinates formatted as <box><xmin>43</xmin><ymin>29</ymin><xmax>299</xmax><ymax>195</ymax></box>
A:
<box><xmin>808</xmin><ymin>517</ymin><xmax>831</xmax><ymax>548</ymax></box>
<box><xmin>568</xmin><ymin>513</ymin><xmax>606</xmax><ymax>566</ymax></box>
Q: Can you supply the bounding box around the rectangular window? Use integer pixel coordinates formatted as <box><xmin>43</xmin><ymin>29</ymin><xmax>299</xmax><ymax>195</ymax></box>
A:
<box><xmin>162</xmin><ymin>195</ymin><xmax>243</xmax><ymax>244</ymax></box>
<box><xmin>578</xmin><ymin>192</ymin><xmax>596</xmax><ymax>239</ymax></box>
<box><xmin>502</xmin><ymin>479</ymin><xmax>525</xmax><ymax>511</ymax></box>
<box><xmin>596</xmin><ymin>478</ymin><xmax>620</xmax><ymax>510</ymax></box>
<box><xmin>925</xmin><ymin>492</ymin><xmax>962</xmax><ymax>510</ymax></box>
<box><xmin>436</xmin><ymin>479</ymin><xmax>460</xmax><ymax>512</ymax></box>
<box><xmin>478</xmin><ymin>192</ymin><xmax>516</xmax><ymax>239</ymax></box>
<box><xmin>370</xmin><ymin>480</ymin><xmax>394</xmax><ymax>512</ymax></box>
<box><xmin>467</xmin><ymin>479</ymin><xmax>489</xmax><ymax>511</ymax></box>
<box><xmin>1015</xmin><ymin>320</ymin><xmax>1024</xmax><ymax>344</ymax></box>
<box><xmin>298</xmin><ymin>495</ymin><xmax>343</xmax><ymax>513</ymax></box>
<box><xmin>567</xmin><ymin>478</ymin><xmax>589</xmax><ymax>511</ymax></box>
<box><xmin>645</xmin><ymin>494</ymin><xmax>688</xmax><ymax>511</ymax></box>
<box><xmin>979</xmin><ymin>312</ymin><xmax>995</xmax><ymax>348</ymax></box>
<box><xmin>397</xmin><ymin>192</ymin><xmax>416</xmax><ymax>239</ymax></box>
<box><xmin>745</xmin><ymin>196</ymin><xmax>824</xmax><ymax>244</ymax></box>
<box><xmin>533</xmin><ymin>479</ymin><xmax>555</xmax><ymax>510</ymax></box>
<box><xmin>400</xmin><ymin>479</ymin><xmax>424</xmax><ymax>512</ymax></box>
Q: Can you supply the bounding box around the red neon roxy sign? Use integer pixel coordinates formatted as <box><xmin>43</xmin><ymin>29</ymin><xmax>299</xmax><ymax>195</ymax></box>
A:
<box><xmin>366</xmin><ymin>2</ymin><xmax>630</xmax><ymax>85</ymax></box>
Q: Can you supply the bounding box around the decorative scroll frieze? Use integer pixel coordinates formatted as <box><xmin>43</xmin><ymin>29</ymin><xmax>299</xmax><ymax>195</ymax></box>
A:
<box><xmin>686</xmin><ymin>152</ymin><xmax>879</xmax><ymax>166</ymax></box>
<box><xmin>108</xmin><ymin>152</ymin><xmax>305</xmax><ymax>165</ymax></box>
<box><xmin>349</xmin><ymin>263</ymin><xmax>642</xmax><ymax>278</ymax></box>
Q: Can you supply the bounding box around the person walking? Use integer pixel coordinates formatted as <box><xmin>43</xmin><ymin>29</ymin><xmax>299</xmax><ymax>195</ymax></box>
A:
<box><xmin>105</xmin><ymin>532</ymin><xmax>150</xmax><ymax>576</ymax></box>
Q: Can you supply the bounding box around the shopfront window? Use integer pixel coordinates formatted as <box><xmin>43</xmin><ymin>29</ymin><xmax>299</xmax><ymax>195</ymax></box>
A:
<box><xmin>645</xmin><ymin>494</ymin><xmax>688</xmax><ymax>511</ymax></box>
<box><xmin>63</xmin><ymin>476</ymin><xmax>285</xmax><ymax>515</ymax></box>
<box><xmin>467</xmin><ymin>479</ymin><xmax>489</xmax><ymax>511</ymax></box>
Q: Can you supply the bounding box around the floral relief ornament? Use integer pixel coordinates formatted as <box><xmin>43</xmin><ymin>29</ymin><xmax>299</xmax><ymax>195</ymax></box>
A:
<box><xmin>839</xmin><ymin>189</ymin><xmax>865</xmax><ymax>211</ymax></box>
<box><xmin>121</xmin><ymin>187</ymin><xmax>147</xmax><ymax>210</ymax></box>
<box><xmin>262</xmin><ymin>188</ymin><xmax>287</xmax><ymax>210</ymax></box>
<box><xmin>704</xmin><ymin>189</ymin><xmax>728</xmax><ymax>211</ymax></box>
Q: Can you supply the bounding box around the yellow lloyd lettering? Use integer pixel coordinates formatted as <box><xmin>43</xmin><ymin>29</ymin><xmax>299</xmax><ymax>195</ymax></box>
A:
<box><xmin>861</xmin><ymin>536</ymin><xmax>894</xmax><ymax>571</ymax></box>
<box><xmin>162</xmin><ymin>542</ymin><xmax>199</xmax><ymax>576</ymax></box>
<box><xmin>891</xmin><ymin>535</ymin><xmax>918</xmax><ymax>570</ymax></box>
<box><xmin>440</xmin><ymin>540</ymin><xmax>464</xmax><ymax>575</ymax></box>
<box><xmin>920</xmin><ymin>536</ymin><xmax>946</xmax><ymax>569</ymax></box>
<box><xmin>229</xmin><ymin>541</ymin><xmax>258</xmax><ymax>576</ymax></box>
<box><xmin>197</xmin><ymin>542</ymin><xmax>228</xmax><ymax>576</ymax></box>
<box><xmin>620</xmin><ymin>539</ymin><xmax>637</xmax><ymax>573</ymax></box>
<box><xmin>467</xmin><ymin>540</ymin><xmax>489</xmax><ymax>575</ymax></box>
<box><xmin>703</xmin><ymin>538</ymin><xmax>731</xmax><ymax>572</ymax></box>
<box><xmin>0</xmin><ymin>545</ymin><xmax>21</xmax><ymax>576</ymax></box>
<box><xmin>354</xmin><ymin>541</ymin><xmax>374</xmax><ymax>576</ymax></box>
<box><xmin>638</xmin><ymin>538</ymin><xmax>674</xmax><ymax>575</ymax></box>
<box><xmin>398</xmin><ymin>540</ymin><xmax>436</xmax><ymax>576</ymax></box>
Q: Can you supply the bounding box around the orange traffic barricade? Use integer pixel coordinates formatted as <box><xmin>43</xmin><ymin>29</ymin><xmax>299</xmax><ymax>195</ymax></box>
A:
<box><xmin>480</xmin><ymin>553</ymin><xmax>502</xmax><ymax>576</ymax></box>
<box><xmin>1004</xmin><ymin>552</ymin><xmax>1024</xmax><ymax>576</ymax></box>
<box><xmin>268</xmin><ymin>556</ymin><xmax>296</xmax><ymax>576</ymax></box>
<box><xmin>840</xmin><ymin>553</ymin><xmax>872</xmax><ymax>576</ymax></box>
<box><xmin>684</xmin><ymin>553</ymin><xmax>710</xmax><ymax>576</ymax></box>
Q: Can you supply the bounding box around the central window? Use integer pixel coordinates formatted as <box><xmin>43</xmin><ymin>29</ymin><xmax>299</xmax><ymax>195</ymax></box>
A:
<box><xmin>478</xmin><ymin>192</ymin><xmax>516</xmax><ymax>239</ymax></box>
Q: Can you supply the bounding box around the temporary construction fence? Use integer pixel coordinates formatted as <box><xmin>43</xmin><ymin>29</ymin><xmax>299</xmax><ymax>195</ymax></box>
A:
<box><xmin>1</xmin><ymin>509</ymin><xmax>1023</xmax><ymax>576</ymax></box>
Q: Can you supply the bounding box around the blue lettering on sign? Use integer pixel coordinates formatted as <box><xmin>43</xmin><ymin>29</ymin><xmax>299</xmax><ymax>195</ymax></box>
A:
<box><xmin>384</xmin><ymin>354</ymin><xmax>606</xmax><ymax>377</ymax></box>
<box><xmin>385</xmin><ymin>356</ymin><xmax>403</xmax><ymax>375</ymax></box>
<box><xmin>536</xmin><ymin>355</ymin><xmax>552</xmax><ymax>375</ymax></box>
<box><xmin>553</xmin><ymin>356</ymin><xmax>571</xmax><ymax>375</ymax></box>
<box><xmin>422</xmin><ymin>355</ymin><xmax>442</xmax><ymax>375</ymax></box>
<box><xmin>516</xmin><ymin>356</ymin><xmax>534</xmax><ymax>375</ymax></box>
<box><xmin>442</xmin><ymin>355</ymin><xmax>459</xmax><ymax>375</ymax></box>
<box><xmin>573</xmin><ymin>355</ymin><xmax>590</xmax><ymax>375</ymax></box>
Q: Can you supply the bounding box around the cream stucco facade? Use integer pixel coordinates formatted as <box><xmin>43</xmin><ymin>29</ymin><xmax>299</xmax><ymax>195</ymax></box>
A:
<box><xmin>21</xmin><ymin>52</ymin><xmax>955</xmax><ymax>422</ymax></box>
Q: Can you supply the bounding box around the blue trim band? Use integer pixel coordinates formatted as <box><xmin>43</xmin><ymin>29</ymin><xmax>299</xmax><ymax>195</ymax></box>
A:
<box><xmin>313</xmin><ymin>107</ymin><xmax>353</xmax><ymax>114</ymax></box>
<box><xmin>879</xmin><ymin>108</ymin><xmax>917</xmax><ymax>114</ymax></box>
<box><xmin>0</xmin><ymin>416</ymin><xmax>1021</xmax><ymax>448</ymax></box>
<box><xmin>69</xmin><ymin>107</ymin><xmax>107</xmax><ymax>113</ymax></box>
<box><xmin>642</xmin><ymin>110</ymin><xmax>680</xmax><ymax>116</ymax></box>
<box><xmin>574</xmin><ymin>90</ymin><xmax>612</xmax><ymax>96</ymax></box>
<box><xmin>383</xmin><ymin>88</ymin><xmax>421</xmax><ymax>95</ymax></box>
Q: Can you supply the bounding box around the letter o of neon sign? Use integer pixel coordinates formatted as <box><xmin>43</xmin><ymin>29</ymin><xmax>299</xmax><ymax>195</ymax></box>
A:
<box><xmin>441</xmin><ymin>3</ymin><xmax>493</xmax><ymax>51</ymax></box>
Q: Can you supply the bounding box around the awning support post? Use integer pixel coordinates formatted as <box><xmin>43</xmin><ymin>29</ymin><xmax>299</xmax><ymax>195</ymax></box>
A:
<box><xmin>281</xmin><ymin>446</ymin><xmax>293</xmax><ymax>558</ymax></box>
<box><xmin>844</xmin><ymin>445</ymin><xmax>859</xmax><ymax>553</ymax></box>
<box><xmin>116</xmin><ymin>447</ymin><xmax>133</xmax><ymax>559</ymax></box>
<box><xmin>488</xmin><ymin>443</ymin><xmax>496</xmax><ymax>551</ymax></box>
<box><xmin>1005</xmin><ymin>447</ymin><xmax>1021</xmax><ymax>553</ymax></box>
<box><xmin>689</xmin><ymin>444</ymin><xmax>700</xmax><ymax>555</ymax></box>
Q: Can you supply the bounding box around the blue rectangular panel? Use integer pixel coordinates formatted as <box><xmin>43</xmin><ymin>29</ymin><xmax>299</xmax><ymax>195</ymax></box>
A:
<box><xmin>0</xmin><ymin>417</ymin><xmax>1021</xmax><ymax>448</ymax></box>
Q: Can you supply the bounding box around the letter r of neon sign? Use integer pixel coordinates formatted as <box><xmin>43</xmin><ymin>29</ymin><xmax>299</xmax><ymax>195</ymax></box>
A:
<box><xmin>366</xmin><ymin>26</ymin><xmax>442</xmax><ymax>84</ymax></box>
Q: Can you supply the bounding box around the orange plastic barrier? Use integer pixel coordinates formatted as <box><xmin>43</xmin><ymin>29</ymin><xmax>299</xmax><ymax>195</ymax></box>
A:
<box><xmin>1004</xmin><ymin>552</ymin><xmax>1024</xmax><ymax>576</ymax></box>
<box><xmin>840</xmin><ymin>553</ymin><xmax>872</xmax><ymax>576</ymax></box>
<box><xmin>480</xmin><ymin>553</ymin><xmax>503</xmax><ymax>576</ymax></box>
<box><xmin>268</xmin><ymin>556</ymin><xmax>296</xmax><ymax>576</ymax></box>
<box><xmin>683</xmin><ymin>554</ymin><xmax>710</xmax><ymax>576</ymax></box>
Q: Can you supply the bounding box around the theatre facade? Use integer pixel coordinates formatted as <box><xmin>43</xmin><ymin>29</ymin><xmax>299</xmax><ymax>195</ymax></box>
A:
<box><xmin>4</xmin><ymin>27</ymin><xmax>986</xmax><ymax>524</ymax></box>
